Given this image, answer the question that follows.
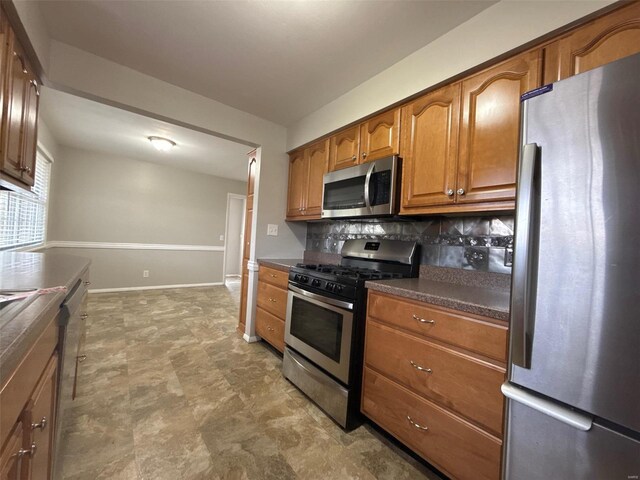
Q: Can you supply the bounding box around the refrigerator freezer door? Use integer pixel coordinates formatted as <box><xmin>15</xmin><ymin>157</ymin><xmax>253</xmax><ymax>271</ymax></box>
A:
<box><xmin>504</xmin><ymin>397</ymin><xmax>640</xmax><ymax>480</ymax></box>
<box><xmin>510</xmin><ymin>53</ymin><xmax>640</xmax><ymax>431</ymax></box>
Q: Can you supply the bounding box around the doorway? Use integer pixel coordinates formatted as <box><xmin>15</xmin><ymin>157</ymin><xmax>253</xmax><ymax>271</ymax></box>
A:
<box><xmin>223</xmin><ymin>193</ymin><xmax>246</xmax><ymax>284</ymax></box>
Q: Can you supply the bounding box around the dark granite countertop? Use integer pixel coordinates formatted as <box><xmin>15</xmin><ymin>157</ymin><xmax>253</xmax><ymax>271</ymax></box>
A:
<box><xmin>366</xmin><ymin>277</ymin><xmax>511</xmax><ymax>321</ymax></box>
<box><xmin>0</xmin><ymin>252</ymin><xmax>91</xmax><ymax>385</ymax></box>
<box><xmin>257</xmin><ymin>258</ymin><xmax>302</xmax><ymax>272</ymax></box>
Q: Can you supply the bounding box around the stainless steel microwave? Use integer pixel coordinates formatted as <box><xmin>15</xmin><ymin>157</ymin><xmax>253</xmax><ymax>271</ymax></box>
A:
<box><xmin>321</xmin><ymin>156</ymin><xmax>401</xmax><ymax>219</ymax></box>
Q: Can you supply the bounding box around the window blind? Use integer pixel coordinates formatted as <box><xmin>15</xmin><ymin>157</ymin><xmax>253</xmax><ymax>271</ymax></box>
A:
<box><xmin>0</xmin><ymin>154</ymin><xmax>51</xmax><ymax>250</ymax></box>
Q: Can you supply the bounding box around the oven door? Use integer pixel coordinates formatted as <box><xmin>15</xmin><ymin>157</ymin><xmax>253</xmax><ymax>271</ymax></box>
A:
<box><xmin>285</xmin><ymin>285</ymin><xmax>354</xmax><ymax>384</ymax></box>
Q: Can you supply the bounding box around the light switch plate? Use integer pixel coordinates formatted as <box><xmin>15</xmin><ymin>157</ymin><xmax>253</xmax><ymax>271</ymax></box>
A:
<box><xmin>267</xmin><ymin>224</ymin><xmax>278</xmax><ymax>236</ymax></box>
<box><xmin>219</xmin><ymin>235</ymin><xmax>224</xmax><ymax>241</ymax></box>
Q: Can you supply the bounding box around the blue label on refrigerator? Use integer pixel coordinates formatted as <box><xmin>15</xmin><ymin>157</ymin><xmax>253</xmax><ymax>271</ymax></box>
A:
<box><xmin>521</xmin><ymin>84</ymin><xmax>553</xmax><ymax>102</ymax></box>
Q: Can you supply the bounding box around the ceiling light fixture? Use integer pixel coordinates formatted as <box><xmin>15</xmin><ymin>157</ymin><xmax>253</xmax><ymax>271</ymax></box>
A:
<box><xmin>148</xmin><ymin>136</ymin><xmax>176</xmax><ymax>152</ymax></box>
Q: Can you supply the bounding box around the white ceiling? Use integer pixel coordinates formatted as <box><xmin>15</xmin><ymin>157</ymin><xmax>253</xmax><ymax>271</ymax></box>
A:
<box><xmin>40</xmin><ymin>88</ymin><xmax>251</xmax><ymax>181</ymax></box>
<box><xmin>37</xmin><ymin>0</ymin><xmax>496</xmax><ymax>126</ymax></box>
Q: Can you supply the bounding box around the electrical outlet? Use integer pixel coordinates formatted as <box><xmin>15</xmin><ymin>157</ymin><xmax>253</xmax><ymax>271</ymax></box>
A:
<box><xmin>143</xmin><ymin>270</ymin><xmax>149</xmax><ymax>278</ymax></box>
<box><xmin>267</xmin><ymin>224</ymin><xmax>278</xmax><ymax>236</ymax></box>
<box><xmin>219</xmin><ymin>234</ymin><xmax>224</xmax><ymax>241</ymax></box>
<box><xmin>504</xmin><ymin>248</ymin><xmax>514</xmax><ymax>267</ymax></box>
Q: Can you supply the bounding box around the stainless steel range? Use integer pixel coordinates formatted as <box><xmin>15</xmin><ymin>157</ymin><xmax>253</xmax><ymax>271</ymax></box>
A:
<box><xmin>283</xmin><ymin>239</ymin><xmax>418</xmax><ymax>429</ymax></box>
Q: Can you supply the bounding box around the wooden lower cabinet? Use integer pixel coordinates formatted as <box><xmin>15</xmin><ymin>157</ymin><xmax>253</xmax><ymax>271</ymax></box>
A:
<box><xmin>255</xmin><ymin>308</ymin><xmax>285</xmax><ymax>352</ymax></box>
<box><xmin>0</xmin><ymin>422</ymin><xmax>24</xmax><ymax>480</ymax></box>
<box><xmin>254</xmin><ymin>264</ymin><xmax>289</xmax><ymax>352</ymax></box>
<box><xmin>0</xmin><ymin>313</ymin><xmax>59</xmax><ymax>480</ymax></box>
<box><xmin>23</xmin><ymin>355</ymin><xmax>58</xmax><ymax>480</ymax></box>
<box><xmin>367</xmin><ymin>291</ymin><xmax>508</xmax><ymax>363</ymax></box>
<box><xmin>366</xmin><ymin>321</ymin><xmax>505</xmax><ymax>436</ymax></box>
<box><xmin>362</xmin><ymin>291</ymin><xmax>508</xmax><ymax>480</ymax></box>
<box><xmin>362</xmin><ymin>368</ymin><xmax>502</xmax><ymax>480</ymax></box>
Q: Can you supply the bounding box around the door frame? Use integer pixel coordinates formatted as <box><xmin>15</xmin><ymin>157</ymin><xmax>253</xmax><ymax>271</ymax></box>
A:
<box><xmin>222</xmin><ymin>192</ymin><xmax>247</xmax><ymax>283</ymax></box>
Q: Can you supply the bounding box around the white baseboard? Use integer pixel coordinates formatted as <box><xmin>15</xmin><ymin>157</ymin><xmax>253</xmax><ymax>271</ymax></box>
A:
<box><xmin>243</xmin><ymin>334</ymin><xmax>260</xmax><ymax>343</ymax></box>
<box><xmin>225</xmin><ymin>274</ymin><xmax>241</xmax><ymax>278</ymax></box>
<box><xmin>89</xmin><ymin>282</ymin><xmax>224</xmax><ymax>293</ymax></box>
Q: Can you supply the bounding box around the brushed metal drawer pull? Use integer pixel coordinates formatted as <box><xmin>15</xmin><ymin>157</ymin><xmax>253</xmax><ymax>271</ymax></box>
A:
<box><xmin>269</xmin><ymin>274</ymin><xmax>277</xmax><ymax>278</ymax></box>
<box><xmin>77</xmin><ymin>355</ymin><xmax>87</xmax><ymax>362</ymax></box>
<box><xmin>80</xmin><ymin>313</ymin><xmax>89</xmax><ymax>320</ymax></box>
<box><xmin>267</xmin><ymin>326</ymin><xmax>274</xmax><ymax>332</ymax></box>
<box><xmin>268</xmin><ymin>297</ymin><xmax>277</xmax><ymax>303</ymax></box>
<box><xmin>412</xmin><ymin>314</ymin><xmax>435</xmax><ymax>324</ymax></box>
<box><xmin>407</xmin><ymin>416</ymin><xmax>429</xmax><ymax>431</ymax></box>
<box><xmin>410</xmin><ymin>360</ymin><xmax>432</xmax><ymax>374</ymax></box>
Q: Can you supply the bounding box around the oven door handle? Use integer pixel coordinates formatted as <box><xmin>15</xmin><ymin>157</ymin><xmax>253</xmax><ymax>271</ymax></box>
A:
<box><xmin>288</xmin><ymin>285</ymin><xmax>353</xmax><ymax>311</ymax></box>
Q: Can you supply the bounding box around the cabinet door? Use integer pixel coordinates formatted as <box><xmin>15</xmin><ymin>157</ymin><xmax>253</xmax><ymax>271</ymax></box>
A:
<box><xmin>2</xmin><ymin>35</ymin><xmax>29</xmax><ymax>182</ymax></box>
<box><xmin>0</xmin><ymin>422</ymin><xmax>25</xmax><ymax>480</ymax></box>
<box><xmin>286</xmin><ymin>150</ymin><xmax>307</xmax><ymax>219</ymax></box>
<box><xmin>457</xmin><ymin>50</ymin><xmax>542</xmax><ymax>205</ymax></box>
<box><xmin>304</xmin><ymin>139</ymin><xmax>328</xmax><ymax>217</ymax></box>
<box><xmin>360</xmin><ymin>108</ymin><xmax>400</xmax><ymax>163</ymax></box>
<box><xmin>547</xmin><ymin>2</ymin><xmax>640</xmax><ymax>82</ymax></box>
<box><xmin>328</xmin><ymin>126</ymin><xmax>360</xmax><ymax>171</ymax></box>
<box><xmin>25</xmin><ymin>355</ymin><xmax>58</xmax><ymax>480</ymax></box>
<box><xmin>400</xmin><ymin>83</ymin><xmax>461</xmax><ymax>211</ymax></box>
<box><xmin>20</xmin><ymin>74</ymin><xmax>39</xmax><ymax>187</ymax></box>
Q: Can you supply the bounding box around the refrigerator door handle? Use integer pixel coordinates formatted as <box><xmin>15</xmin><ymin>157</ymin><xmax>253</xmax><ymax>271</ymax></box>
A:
<box><xmin>511</xmin><ymin>142</ymin><xmax>539</xmax><ymax>368</ymax></box>
<box><xmin>502</xmin><ymin>382</ymin><xmax>593</xmax><ymax>431</ymax></box>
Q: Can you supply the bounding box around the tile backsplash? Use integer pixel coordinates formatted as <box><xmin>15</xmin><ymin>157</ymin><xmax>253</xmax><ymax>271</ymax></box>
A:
<box><xmin>306</xmin><ymin>216</ymin><xmax>514</xmax><ymax>274</ymax></box>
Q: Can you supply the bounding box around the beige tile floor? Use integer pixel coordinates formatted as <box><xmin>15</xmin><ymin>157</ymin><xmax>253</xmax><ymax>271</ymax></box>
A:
<box><xmin>58</xmin><ymin>282</ymin><xmax>442</xmax><ymax>480</ymax></box>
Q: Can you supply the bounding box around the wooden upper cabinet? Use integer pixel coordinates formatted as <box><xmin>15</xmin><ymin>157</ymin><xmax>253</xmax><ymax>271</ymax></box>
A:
<box><xmin>457</xmin><ymin>49</ymin><xmax>542</xmax><ymax>205</ymax></box>
<box><xmin>328</xmin><ymin>125</ymin><xmax>360</xmax><ymax>171</ymax></box>
<box><xmin>400</xmin><ymin>83</ymin><xmax>461</xmax><ymax>212</ymax></box>
<box><xmin>21</xmin><ymin>75</ymin><xmax>39</xmax><ymax>187</ymax></box>
<box><xmin>304</xmin><ymin>139</ymin><xmax>329</xmax><ymax>217</ymax></box>
<box><xmin>2</xmin><ymin>34</ymin><xmax>30</xmax><ymax>182</ymax></box>
<box><xmin>286</xmin><ymin>140</ymin><xmax>328</xmax><ymax>220</ymax></box>
<box><xmin>286</xmin><ymin>149</ymin><xmax>307</xmax><ymax>218</ymax></box>
<box><xmin>545</xmin><ymin>1</ymin><xmax>640</xmax><ymax>83</ymax></box>
<box><xmin>360</xmin><ymin>108</ymin><xmax>400</xmax><ymax>163</ymax></box>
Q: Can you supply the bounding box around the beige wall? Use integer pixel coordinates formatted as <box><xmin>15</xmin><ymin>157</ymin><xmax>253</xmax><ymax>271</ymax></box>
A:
<box><xmin>47</xmin><ymin>146</ymin><xmax>247</xmax><ymax>289</ymax></box>
<box><xmin>286</xmin><ymin>0</ymin><xmax>616</xmax><ymax>149</ymax></box>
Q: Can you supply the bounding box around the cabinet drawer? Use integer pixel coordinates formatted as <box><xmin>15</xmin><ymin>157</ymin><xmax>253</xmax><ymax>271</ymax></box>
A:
<box><xmin>256</xmin><ymin>281</ymin><xmax>288</xmax><ymax>320</ymax></box>
<box><xmin>362</xmin><ymin>368</ymin><xmax>502</xmax><ymax>480</ymax></box>
<box><xmin>258</xmin><ymin>265</ymin><xmax>289</xmax><ymax>290</ymax></box>
<box><xmin>255</xmin><ymin>307</ymin><xmax>285</xmax><ymax>352</ymax></box>
<box><xmin>365</xmin><ymin>320</ymin><xmax>505</xmax><ymax>435</ymax></box>
<box><xmin>0</xmin><ymin>314</ymin><xmax>58</xmax><ymax>450</ymax></box>
<box><xmin>367</xmin><ymin>291</ymin><xmax>507</xmax><ymax>362</ymax></box>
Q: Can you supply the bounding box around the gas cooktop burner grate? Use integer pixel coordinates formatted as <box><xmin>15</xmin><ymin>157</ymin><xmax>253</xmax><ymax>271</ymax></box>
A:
<box><xmin>293</xmin><ymin>264</ymin><xmax>402</xmax><ymax>281</ymax></box>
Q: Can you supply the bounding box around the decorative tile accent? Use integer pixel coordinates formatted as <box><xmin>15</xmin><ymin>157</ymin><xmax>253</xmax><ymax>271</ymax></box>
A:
<box><xmin>305</xmin><ymin>216</ymin><xmax>514</xmax><ymax>273</ymax></box>
<box><xmin>463</xmin><ymin>247</ymin><xmax>489</xmax><ymax>271</ymax></box>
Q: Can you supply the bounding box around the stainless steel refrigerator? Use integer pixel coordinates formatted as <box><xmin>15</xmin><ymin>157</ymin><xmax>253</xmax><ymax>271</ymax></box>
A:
<box><xmin>502</xmin><ymin>52</ymin><xmax>640</xmax><ymax>479</ymax></box>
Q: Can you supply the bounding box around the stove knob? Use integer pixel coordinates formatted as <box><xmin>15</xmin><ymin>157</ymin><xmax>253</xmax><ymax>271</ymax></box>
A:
<box><xmin>300</xmin><ymin>275</ymin><xmax>309</xmax><ymax>283</ymax></box>
<box><xmin>294</xmin><ymin>274</ymin><xmax>301</xmax><ymax>281</ymax></box>
<box><xmin>311</xmin><ymin>279</ymin><xmax>321</xmax><ymax>287</ymax></box>
<box><xmin>335</xmin><ymin>285</ymin><xmax>343</xmax><ymax>294</ymax></box>
<box><xmin>326</xmin><ymin>282</ymin><xmax>334</xmax><ymax>291</ymax></box>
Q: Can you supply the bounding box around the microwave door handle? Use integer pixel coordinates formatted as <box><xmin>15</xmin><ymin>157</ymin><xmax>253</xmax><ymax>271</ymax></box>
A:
<box><xmin>364</xmin><ymin>162</ymin><xmax>375</xmax><ymax>211</ymax></box>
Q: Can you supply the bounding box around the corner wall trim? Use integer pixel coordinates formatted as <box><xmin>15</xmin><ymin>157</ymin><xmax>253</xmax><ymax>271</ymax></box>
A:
<box><xmin>46</xmin><ymin>241</ymin><xmax>225</xmax><ymax>252</ymax></box>
<box><xmin>243</xmin><ymin>334</ymin><xmax>260</xmax><ymax>343</ymax></box>
<box><xmin>88</xmin><ymin>282</ymin><xmax>224</xmax><ymax>293</ymax></box>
